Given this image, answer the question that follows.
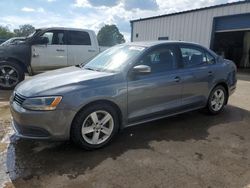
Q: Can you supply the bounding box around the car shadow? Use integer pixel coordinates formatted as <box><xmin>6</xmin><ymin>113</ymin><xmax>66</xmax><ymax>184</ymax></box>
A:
<box><xmin>5</xmin><ymin>104</ymin><xmax>249</xmax><ymax>185</ymax></box>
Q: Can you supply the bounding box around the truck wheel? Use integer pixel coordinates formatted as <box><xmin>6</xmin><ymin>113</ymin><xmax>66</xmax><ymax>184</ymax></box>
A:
<box><xmin>71</xmin><ymin>103</ymin><xmax>120</xmax><ymax>150</ymax></box>
<box><xmin>0</xmin><ymin>61</ymin><xmax>25</xmax><ymax>90</ymax></box>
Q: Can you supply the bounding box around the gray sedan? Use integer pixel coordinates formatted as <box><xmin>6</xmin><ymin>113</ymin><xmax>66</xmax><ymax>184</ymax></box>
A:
<box><xmin>10</xmin><ymin>41</ymin><xmax>237</xmax><ymax>150</ymax></box>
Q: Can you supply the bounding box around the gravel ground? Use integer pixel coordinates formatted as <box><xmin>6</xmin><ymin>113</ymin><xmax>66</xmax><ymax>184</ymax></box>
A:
<box><xmin>0</xmin><ymin>74</ymin><xmax>250</xmax><ymax>188</ymax></box>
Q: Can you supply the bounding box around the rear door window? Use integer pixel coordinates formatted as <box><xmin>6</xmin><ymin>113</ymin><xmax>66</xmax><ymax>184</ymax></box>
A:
<box><xmin>180</xmin><ymin>46</ymin><xmax>207</xmax><ymax>68</ymax></box>
<box><xmin>67</xmin><ymin>31</ymin><xmax>91</xmax><ymax>45</ymax></box>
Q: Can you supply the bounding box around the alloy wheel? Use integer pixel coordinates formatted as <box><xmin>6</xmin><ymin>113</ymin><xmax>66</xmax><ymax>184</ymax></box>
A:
<box><xmin>0</xmin><ymin>65</ymin><xmax>19</xmax><ymax>88</ymax></box>
<box><xmin>81</xmin><ymin>110</ymin><xmax>114</xmax><ymax>145</ymax></box>
<box><xmin>210</xmin><ymin>88</ymin><xmax>225</xmax><ymax>111</ymax></box>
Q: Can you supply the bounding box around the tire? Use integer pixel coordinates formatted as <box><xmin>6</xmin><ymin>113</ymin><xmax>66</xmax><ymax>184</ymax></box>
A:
<box><xmin>207</xmin><ymin>85</ymin><xmax>227</xmax><ymax>115</ymax></box>
<box><xmin>71</xmin><ymin>103</ymin><xmax>120</xmax><ymax>150</ymax></box>
<box><xmin>0</xmin><ymin>61</ymin><xmax>25</xmax><ymax>90</ymax></box>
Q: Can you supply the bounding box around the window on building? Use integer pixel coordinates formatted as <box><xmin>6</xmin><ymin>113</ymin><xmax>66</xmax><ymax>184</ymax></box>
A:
<box><xmin>158</xmin><ymin>37</ymin><xmax>169</xmax><ymax>40</ymax></box>
<box><xmin>136</xmin><ymin>33</ymin><xmax>139</xmax><ymax>38</ymax></box>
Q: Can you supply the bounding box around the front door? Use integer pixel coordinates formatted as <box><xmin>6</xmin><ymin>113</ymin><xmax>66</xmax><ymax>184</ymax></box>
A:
<box><xmin>127</xmin><ymin>45</ymin><xmax>182</xmax><ymax>123</ymax></box>
<box><xmin>31</xmin><ymin>30</ymin><xmax>67</xmax><ymax>72</ymax></box>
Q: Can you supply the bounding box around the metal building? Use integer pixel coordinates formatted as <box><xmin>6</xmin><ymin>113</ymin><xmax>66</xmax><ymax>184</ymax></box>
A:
<box><xmin>130</xmin><ymin>1</ymin><xmax>250</xmax><ymax>68</ymax></box>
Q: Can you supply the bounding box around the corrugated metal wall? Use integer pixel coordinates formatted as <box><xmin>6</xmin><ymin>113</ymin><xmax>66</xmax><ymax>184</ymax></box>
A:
<box><xmin>132</xmin><ymin>2</ymin><xmax>250</xmax><ymax>48</ymax></box>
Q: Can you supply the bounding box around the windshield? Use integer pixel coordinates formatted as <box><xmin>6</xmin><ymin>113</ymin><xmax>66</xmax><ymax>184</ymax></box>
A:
<box><xmin>26</xmin><ymin>29</ymin><xmax>42</xmax><ymax>39</ymax></box>
<box><xmin>84</xmin><ymin>45</ymin><xmax>145</xmax><ymax>72</ymax></box>
<box><xmin>27</xmin><ymin>31</ymin><xmax>36</xmax><ymax>38</ymax></box>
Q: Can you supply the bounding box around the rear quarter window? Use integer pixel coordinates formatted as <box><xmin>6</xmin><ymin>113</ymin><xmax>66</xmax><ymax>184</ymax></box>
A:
<box><xmin>206</xmin><ymin>52</ymin><xmax>216</xmax><ymax>64</ymax></box>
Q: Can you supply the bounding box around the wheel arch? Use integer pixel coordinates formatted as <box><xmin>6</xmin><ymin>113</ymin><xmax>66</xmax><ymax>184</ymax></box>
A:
<box><xmin>211</xmin><ymin>81</ymin><xmax>229</xmax><ymax>104</ymax></box>
<box><xmin>70</xmin><ymin>99</ymin><xmax>123</xmax><ymax>135</ymax></box>
<box><xmin>0</xmin><ymin>57</ymin><xmax>31</xmax><ymax>74</ymax></box>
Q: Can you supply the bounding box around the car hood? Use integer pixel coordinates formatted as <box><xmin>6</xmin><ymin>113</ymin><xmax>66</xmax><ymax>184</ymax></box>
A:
<box><xmin>15</xmin><ymin>66</ymin><xmax>116</xmax><ymax>97</ymax></box>
<box><xmin>0</xmin><ymin>42</ymin><xmax>30</xmax><ymax>57</ymax></box>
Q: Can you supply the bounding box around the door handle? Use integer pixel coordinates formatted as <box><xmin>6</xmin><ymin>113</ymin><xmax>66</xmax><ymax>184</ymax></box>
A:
<box><xmin>56</xmin><ymin>49</ymin><xmax>65</xmax><ymax>52</ymax></box>
<box><xmin>174</xmin><ymin>76</ymin><xmax>181</xmax><ymax>82</ymax></box>
<box><xmin>208</xmin><ymin>71</ymin><xmax>213</xmax><ymax>76</ymax></box>
<box><xmin>88</xmin><ymin>49</ymin><xmax>96</xmax><ymax>52</ymax></box>
<box><xmin>33</xmin><ymin>53</ymin><xmax>39</xmax><ymax>58</ymax></box>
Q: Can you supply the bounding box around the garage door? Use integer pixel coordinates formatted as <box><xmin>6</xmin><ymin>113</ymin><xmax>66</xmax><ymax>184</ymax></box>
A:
<box><xmin>214</xmin><ymin>13</ymin><xmax>250</xmax><ymax>32</ymax></box>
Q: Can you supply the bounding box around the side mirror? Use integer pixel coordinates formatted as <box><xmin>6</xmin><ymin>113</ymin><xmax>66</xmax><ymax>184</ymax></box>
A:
<box><xmin>133</xmin><ymin>65</ymin><xmax>151</xmax><ymax>75</ymax></box>
<box><xmin>33</xmin><ymin>36</ymin><xmax>49</xmax><ymax>45</ymax></box>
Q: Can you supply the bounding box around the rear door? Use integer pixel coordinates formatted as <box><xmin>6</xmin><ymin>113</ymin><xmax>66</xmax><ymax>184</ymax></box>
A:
<box><xmin>177</xmin><ymin>45</ymin><xmax>216</xmax><ymax>108</ymax></box>
<box><xmin>31</xmin><ymin>30</ymin><xmax>67</xmax><ymax>71</ymax></box>
<box><xmin>127</xmin><ymin>45</ymin><xmax>183</xmax><ymax>123</ymax></box>
<box><xmin>66</xmin><ymin>30</ymin><xmax>99</xmax><ymax>66</ymax></box>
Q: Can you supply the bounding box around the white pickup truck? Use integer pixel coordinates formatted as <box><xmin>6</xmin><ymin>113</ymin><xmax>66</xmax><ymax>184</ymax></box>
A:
<box><xmin>0</xmin><ymin>27</ymin><xmax>108</xmax><ymax>89</ymax></box>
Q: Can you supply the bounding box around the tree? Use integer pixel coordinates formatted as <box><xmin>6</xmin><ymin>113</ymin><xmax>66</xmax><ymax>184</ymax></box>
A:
<box><xmin>97</xmin><ymin>25</ymin><xmax>125</xmax><ymax>46</ymax></box>
<box><xmin>0</xmin><ymin>26</ymin><xmax>14</xmax><ymax>39</ymax></box>
<box><xmin>14</xmin><ymin>24</ymin><xmax>35</xmax><ymax>37</ymax></box>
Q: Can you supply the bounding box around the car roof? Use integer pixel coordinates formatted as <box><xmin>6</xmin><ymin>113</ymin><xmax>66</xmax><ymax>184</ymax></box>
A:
<box><xmin>125</xmin><ymin>41</ymin><xmax>218</xmax><ymax>57</ymax></box>
<box><xmin>36</xmin><ymin>27</ymin><xmax>94</xmax><ymax>33</ymax></box>
<box><xmin>127</xmin><ymin>40</ymin><xmax>202</xmax><ymax>47</ymax></box>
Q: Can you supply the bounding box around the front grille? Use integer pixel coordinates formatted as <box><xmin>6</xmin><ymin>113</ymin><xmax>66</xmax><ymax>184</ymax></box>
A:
<box><xmin>14</xmin><ymin>93</ymin><xmax>26</xmax><ymax>106</ymax></box>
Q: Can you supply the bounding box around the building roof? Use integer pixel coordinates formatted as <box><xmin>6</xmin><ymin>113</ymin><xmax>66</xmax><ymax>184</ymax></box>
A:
<box><xmin>130</xmin><ymin>0</ymin><xmax>249</xmax><ymax>23</ymax></box>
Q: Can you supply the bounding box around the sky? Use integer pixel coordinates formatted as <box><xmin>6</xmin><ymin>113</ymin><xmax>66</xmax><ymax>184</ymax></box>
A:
<box><xmin>0</xmin><ymin>0</ymin><xmax>242</xmax><ymax>41</ymax></box>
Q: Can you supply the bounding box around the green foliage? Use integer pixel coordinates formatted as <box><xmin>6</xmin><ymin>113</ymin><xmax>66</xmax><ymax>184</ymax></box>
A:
<box><xmin>0</xmin><ymin>26</ymin><xmax>15</xmax><ymax>39</ymax></box>
<box><xmin>97</xmin><ymin>24</ymin><xmax>125</xmax><ymax>47</ymax></box>
<box><xmin>0</xmin><ymin>24</ymin><xmax>36</xmax><ymax>40</ymax></box>
<box><xmin>14</xmin><ymin>24</ymin><xmax>35</xmax><ymax>37</ymax></box>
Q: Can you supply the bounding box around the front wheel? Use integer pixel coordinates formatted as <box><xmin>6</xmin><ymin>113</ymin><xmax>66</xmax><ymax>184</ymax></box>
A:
<box><xmin>71</xmin><ymin>104</ymin><xmax>119</xmax><ymax>150</ymax></box>
<box><xmin>0</xmin><ymin>61</ymin><xmax>24</xmax><ymax>90</ymax></box>
<box><xmin>207</xmin><ymin>85</ymin><xmax>227</xmax><ymax>115</ymax></box>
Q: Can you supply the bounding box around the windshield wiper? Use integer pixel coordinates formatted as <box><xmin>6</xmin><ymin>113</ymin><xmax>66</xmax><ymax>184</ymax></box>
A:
<box><xmin>84</xmin><ymin>67</ymin><xmax>95</xmax><ymax>71</ymax></box>
<box><xmin>84</xmin><ymin>67</ymin><xmax>103</xmax><ymax>72</ymax></box>
<box><xmin>76</xmin><ymin>65</ymin><xmax>102</xmax><ymax>72</ymax></box>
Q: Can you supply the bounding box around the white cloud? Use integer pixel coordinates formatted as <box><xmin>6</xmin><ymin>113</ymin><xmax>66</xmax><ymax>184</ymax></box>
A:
<box><xmin>37</xmin><ymin>8</ymin><xmax>45</xmax><ymax>13</ymax></box>
<box><xmin>21</xmin><ymin>7</ymin><xmax>35</xmax><ymax>12</ymax></box>
<box><xmin>73</xmin><ymin>0</ymin><xmax>91</xmax><ymax>7</ymax></box>
<box><xmin>47</xmin><ymin>0</ymin><xmax>57</xmax><ymax>2</ymax></box>
<box><xmin>21</xmin><ymin>7</ymin><xmax>45</xmax><ymax>13</ymax></box>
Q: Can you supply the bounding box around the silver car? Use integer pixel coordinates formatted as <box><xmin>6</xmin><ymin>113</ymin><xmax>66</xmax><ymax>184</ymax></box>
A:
<box><xmin>10</xmin><ymin>41</ymin><xmax>237</xmax><ymax>150</ymax></box>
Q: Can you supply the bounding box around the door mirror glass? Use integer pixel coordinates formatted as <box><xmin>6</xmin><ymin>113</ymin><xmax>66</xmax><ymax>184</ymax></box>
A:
<box><xmin>133</xmin><ymin>65</ymin><xmax>151</xmax><ymax>75</ymax></box>
<box><xmin>34</xmin><ymin>36</ymin><xmax>49</xmax><ymax>45</ymax></box>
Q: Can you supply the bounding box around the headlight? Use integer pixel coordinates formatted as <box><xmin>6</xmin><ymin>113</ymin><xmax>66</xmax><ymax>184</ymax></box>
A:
<box><xmin>22</xmin><ymin>96</ymin><xmax>62</xmax><ymax>111</ymax></box>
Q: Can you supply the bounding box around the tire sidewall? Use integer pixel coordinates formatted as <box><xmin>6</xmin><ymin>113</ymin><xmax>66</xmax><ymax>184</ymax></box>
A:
<box><xmin>71</xmin><ymin>104</ymin><xmax>119</xmax><ymax>150</ymax></box>
<box><xmin>0</xmin><ymin>61</ymin><xmax>24</xmax><ymax>90</ymax></box>
<box><xmin>208</xmin><ymin>85</ymin><xmax>227</xmax><ymax>115</ymax></box>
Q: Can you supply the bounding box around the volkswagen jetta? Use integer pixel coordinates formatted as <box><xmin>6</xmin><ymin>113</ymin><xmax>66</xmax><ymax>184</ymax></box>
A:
<box><xmin>10</xmin><ymin>41</ymin><xmax>237</xmax><ymax>150</ymax></box>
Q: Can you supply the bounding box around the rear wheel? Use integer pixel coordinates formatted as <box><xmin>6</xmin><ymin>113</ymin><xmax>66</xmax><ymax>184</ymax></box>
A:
<box><xmin>71</xmin><ymin>103</ymin><xmax>119</xmax><ymax>150</ymax></box>
<box><xmin>207</xmin><ymin>85</ymin><xmax>227</xmax><ymax>114</ymax></box>
<box><xmin>0</xmin><ymin>61</ymin><xmax>24</xmax><ymax>90</ymax></box>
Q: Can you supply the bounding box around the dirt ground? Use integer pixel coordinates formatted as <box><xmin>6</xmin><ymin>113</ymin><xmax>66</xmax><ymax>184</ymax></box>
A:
<box><xmin>1</xmin><ymin>74</ymin><xmax>250</xmax><ymax>188</ymax></box>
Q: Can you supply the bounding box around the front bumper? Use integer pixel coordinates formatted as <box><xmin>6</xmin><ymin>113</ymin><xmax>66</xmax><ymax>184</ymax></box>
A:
<box><xmin>10</xmin><ymin>101</ymin><xmax>76</xmax><ymax>140</ymax></box>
